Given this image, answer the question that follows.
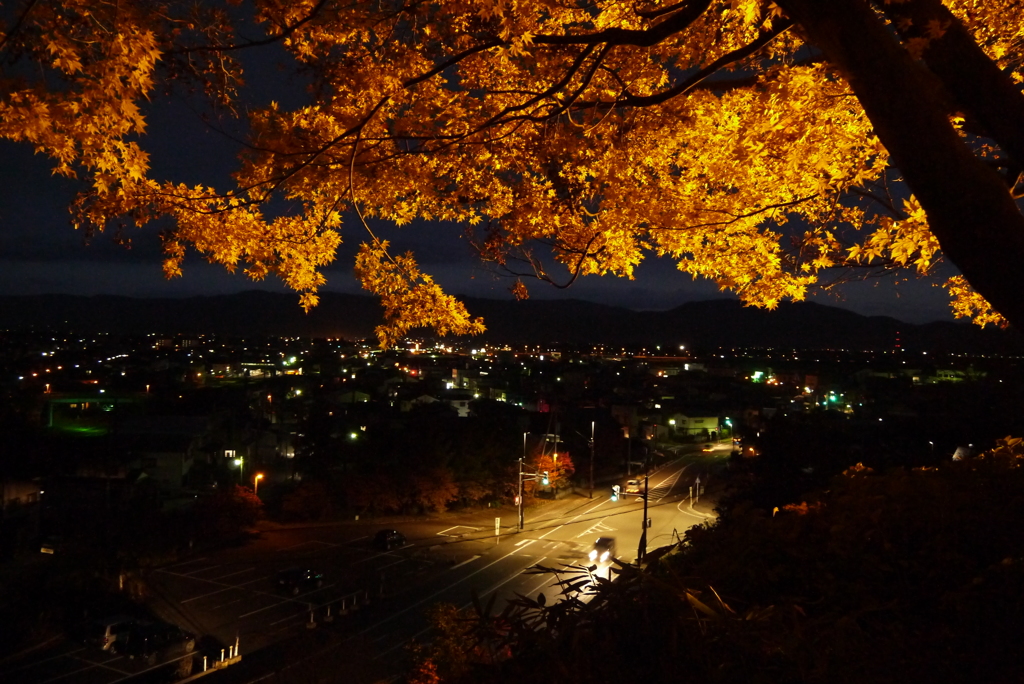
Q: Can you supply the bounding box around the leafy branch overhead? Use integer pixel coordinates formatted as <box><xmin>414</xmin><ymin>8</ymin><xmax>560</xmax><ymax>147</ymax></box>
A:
<box><xmin>354</xmin><ymin>241</ymin><xmax>485</xmax><ymax>349</ymax></box>
<box><xmin>3</xmin><ymin>0</ymin><xmax>1024</xmax><ymax>343</ymax></box>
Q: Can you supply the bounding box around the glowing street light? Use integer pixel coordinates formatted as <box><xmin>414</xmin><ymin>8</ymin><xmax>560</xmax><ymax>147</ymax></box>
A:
<box><xmin>254</xmin><ymin>473</ymin><xmax>264</xmax><ymax>495</ymax></box>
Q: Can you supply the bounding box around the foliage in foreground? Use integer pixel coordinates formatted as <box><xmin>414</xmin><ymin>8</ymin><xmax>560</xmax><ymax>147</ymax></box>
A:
<box><xmin>5</xmin><ymin>1</ymin><xmax>1024</xmax><ymax>340</ymax></box>
<box><xmin>408</xmin><ymin>442</ymin><xmax>1024</xmax><ymax>683</ymax></box>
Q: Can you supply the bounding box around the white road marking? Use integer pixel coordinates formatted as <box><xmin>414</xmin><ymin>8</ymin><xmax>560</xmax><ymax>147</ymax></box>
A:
<box><xmin>450</xmin><ymin>555</ymin><xmax>481</xmax><ymax>569</ymax></box>
<box><xmin>351</xmin><ymin>543</ymin><xmax>414</xmax><ymax>565</ymax></box>
<box><xmin>356</xmin><ymin>540</ymin><xmax>540</xmax><ymax>636</ymax></box>
<box><xmin>269</xmin><ymin>612</ymin><xmax>309</xmax><ymax>627</ymax></box>
<box><xmin>181</xmin><ymin>564</ymin><xmax>220</xmax><ymax>576</ymax></box>
<box><xmin>209</xmin><ymin>567</ymin><xmax>254</xmax><ymax>581</ymax></box>
<box><xmin>278</xmin><ymin>540</ymin><xmax>331</xmax><ymax>552</ymax></box>
<box><xmin>538</xmin><ymin>525</ymin><xmax>565</xmax><ymax>539</ymax></box>
<box><xmin>376</xmin><ymin>626</ymin><xmax>430</xmax><ymax>658</ymax></box>
<box><xmin>164</xmin><ymin>557</ymin><xmax>208</xmax><ymax>569</ymax></box>
<box><xmin>413</xmin><ymin>555</ymin><xmax>555</xmax><ymax>663</ymax></box>
<box><xmin>180</xmin><ymin>574</ymin><xmax>269</xmax><ymax>603</ymax></box>
<box><xmin>576</xmin><ymin>521</ymin><xmax>615</xmax><ymax>539</ymax></box>
<box><xmin>37</xmin><ymin>655</ymin><xmax>123</xmax><ymax>684</ymax></box>
<box><xmin>654</xmin><ymin>466</ymin><xmax>687</xmax><ymax>502</ymax></box>
<box><xmin>68</xmin><ymin>652</ymin><xmax>130</xmax><ymax>675</ymax></box>
<box><xmin>436</xmin><ymin>525</ymin><xmax>479</xmax><ymax>537</ymax></box>
<box><xmin>580</xmin><ymin>498</ymin><xmax>609</xmax><ymax>516</ymax></box>
<box><xmin>159</xmin><ymin>567</ymin><xmax>310</xmax><ymax>612</ymax></box>
<box><xmin>106</xmin><ymin>652</ymin><xmax>196</xmax><ymax>683</ymax></box>
<box><xmin>676</xmin><ymin>500</ymin><xmax>714</xmax><ymax>519</ymax></box>
<box><xmin>476</xmin><ymin>556</ymin><xmax>548</xmax><ymax>598</ymax></box>
<box><xmin>209</xmin><ymin>597</ymin><xmax>246</xmax><ymax>610</ymax></box>
<box><xmin>2</xmin><ymin>647</ymin><xmax>87</xmax><ymax>673</ymax></box>
<box><xmin>237</xmin><ymin>584</ymin><xmax>336</xmax><ymax>618</ymax></box>
<box><xmin>525</xmin><ymin>571</ymin><xmax>556</xmax><ymax>597</ymax></box>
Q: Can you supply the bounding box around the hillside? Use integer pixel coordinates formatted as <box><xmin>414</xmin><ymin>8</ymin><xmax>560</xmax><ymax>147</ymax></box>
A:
<box><xmin>0</xmin><ymin>292</ymin><xmax>1018</xmax><ymax>352</ymax></box>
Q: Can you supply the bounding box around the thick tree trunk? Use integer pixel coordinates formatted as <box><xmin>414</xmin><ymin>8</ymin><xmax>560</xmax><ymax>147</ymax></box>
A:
<box><xmin>777</xmin><ymin>0</ymin><xmax>1024</xmax><ymax>329</ymax></box>
<box><xmin>885</xmin><ymin>0</ymin><xmax>1024</xmax><ymax>174</ymax></box>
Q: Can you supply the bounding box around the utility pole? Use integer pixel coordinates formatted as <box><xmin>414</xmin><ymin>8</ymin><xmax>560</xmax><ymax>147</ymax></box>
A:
<box><xmin>517</xmin><ymin>456</ymin><xmax>524</xmax><ymax>530</ymax></box>
<box><xmin>518</xmin><ymin>432</ymin><xmax>527</xmax><ymax>530</ymax></box>
<box><xmin>517</xmin><ymin>463</ymin><xmax>543</xmax><ymax>531</ymax></box>
<box><xmin>588</xmin><ymin>421</ymin><xmax>595</xmax><ymax>499</ymax></box>
<box><xmin>638</xmin><ymin>446</ymin><xmax>650</xmax><ymax>563</ymax></box>
<box><xmin>626</xmin><ymin>431</ymin><xmax>632</xmax><ymax>477</ymax></box>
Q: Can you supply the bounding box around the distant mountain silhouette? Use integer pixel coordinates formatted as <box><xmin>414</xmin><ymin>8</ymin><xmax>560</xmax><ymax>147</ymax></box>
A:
<box><xmin>0</xmin><ymin>291</ymin><xmax>1018</xmax><ymax>352</ymax></box>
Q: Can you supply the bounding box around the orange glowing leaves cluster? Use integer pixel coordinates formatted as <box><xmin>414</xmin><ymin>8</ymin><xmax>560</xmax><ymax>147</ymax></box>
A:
<box><xmin>3</xmin><ymin>0</ymin><xmax>1024</xmax><ymax>344</ymax></box>
<box><xmin>0</xmin><ymin>1</ymin><xmax>159</xmax><ymax>193</ymax></box>
<box><xmin>355</xmin><ymin>241</ymin><xmax>485</xmax><ymax>349</ymax></box>
<box><xmin>944</xmin><ymin>275</ymin><xmax>1007</xmax><ymax>328</ymax></box>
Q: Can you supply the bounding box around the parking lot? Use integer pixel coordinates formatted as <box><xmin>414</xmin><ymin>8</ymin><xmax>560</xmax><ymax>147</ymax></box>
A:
<box><xmin>148</xmin><ymin>529</ymin><xmax>445</xmax><ymax>655</ymax></box>
<box><xmin>1</xmin><ymin>642</ymin><xmax>197</xmax><ymax>684</ymax></box>
<box><xmin>0</xmin><ymin>522</ymin><xmax>460</xmax><ymax>684</ymax></box>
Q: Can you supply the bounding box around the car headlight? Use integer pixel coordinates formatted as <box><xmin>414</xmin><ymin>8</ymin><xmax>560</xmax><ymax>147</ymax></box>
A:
<box><xmin>600</xmin><ymin>551</ymin><xmax>610</xmax><ymax>562</ymax></box>
<box><xmin>589</xmin><ymin>549</ymin><xmax>597</xmax><ymax>561</ymax></box>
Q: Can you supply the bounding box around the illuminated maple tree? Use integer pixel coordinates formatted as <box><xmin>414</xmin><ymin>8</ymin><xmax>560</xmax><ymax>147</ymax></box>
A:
<box><xmin>3</xmin><ymin>0</ymin><xmax>1024</xmax><ymax>344</ymax></box>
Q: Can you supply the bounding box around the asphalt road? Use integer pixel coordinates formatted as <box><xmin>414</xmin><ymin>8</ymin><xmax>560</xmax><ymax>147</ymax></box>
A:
<box><xmin>2</xmin><ymin>449</ymin><xmax>726</xmax><ymax>683</ymax></box>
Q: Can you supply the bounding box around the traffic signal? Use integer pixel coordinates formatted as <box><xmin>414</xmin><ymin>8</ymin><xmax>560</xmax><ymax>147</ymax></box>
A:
<box><xmin>541</xmin><ymin>471</ymin><xmax>549</xmax><ymax>485</ymax></box>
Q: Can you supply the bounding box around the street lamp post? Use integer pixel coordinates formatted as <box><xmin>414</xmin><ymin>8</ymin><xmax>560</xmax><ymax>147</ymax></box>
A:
<box><xmin>254</xmin><ymin>473</ymin><xmax>264</xmax><ymax>495</ymax></box>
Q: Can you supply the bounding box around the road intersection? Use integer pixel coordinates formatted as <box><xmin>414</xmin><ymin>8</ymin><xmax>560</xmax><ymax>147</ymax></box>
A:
<box><xmin>1</xmin><ymin>450</ymin><xmax>726</xmax><ymax>684</ymax></box>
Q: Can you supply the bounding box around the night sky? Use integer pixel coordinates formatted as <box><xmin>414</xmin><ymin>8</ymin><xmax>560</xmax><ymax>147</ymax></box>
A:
<box><xmin>0</xmin><ymin>43</ymin><xmax>959</xmax><ymax>326</ymax></box>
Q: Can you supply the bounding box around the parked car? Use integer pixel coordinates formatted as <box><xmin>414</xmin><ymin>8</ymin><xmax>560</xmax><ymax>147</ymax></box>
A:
<box><xmin>373</xmin><ymin>529</ymin><xmax>407</xmax><ymax>551</ymax></box>
<box><xmin>275</xmin><ymin>567</ymin><xmax>324</xmax><ymax>595</ymax></box>
<box><xmin>589</xmin><ymin>537</ymin><xmax>617</xmax><ymax>563</ymax></box>
<box><xmin>119</xmin><ymin>621</ymin><xmax>195</xmax><ymax>665</ymax></box>
<box><xmin>40</xmin><ymin>535</ymin><xmax>63</xmax><ymax>555</ymax></box>
<box><xmin>75</xmin><ymin>614</ymin><xmax>136</xmax><ymax>652</ymax></box>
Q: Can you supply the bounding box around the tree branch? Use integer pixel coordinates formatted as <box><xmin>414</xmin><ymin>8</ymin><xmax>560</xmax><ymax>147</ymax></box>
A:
<box><xmin>167</xmin><ymin>0</ymin><xmax>331</xmax><ymax>55</ymax></box>
<box><xmin>614</xmin><ymin>18</ymin><xmax>794</xmax><ymax>108</ymax></box>
<box><xmin>0</xmin><ymin>0</ymin><xmax>40</xmax><ymax>55</ymax></box>
<box><xmin>675</xmin><ymin>194</ymin><xmax>819</xmax><ymax>230</ymax></box>
<box><xmin>533</xmin><ymin>0</ymin><xmax>712</xmax><ymax>47</ymax></box>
